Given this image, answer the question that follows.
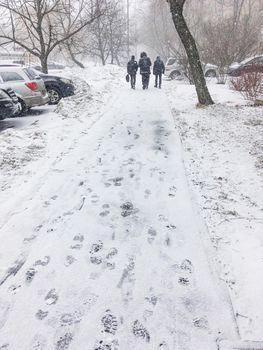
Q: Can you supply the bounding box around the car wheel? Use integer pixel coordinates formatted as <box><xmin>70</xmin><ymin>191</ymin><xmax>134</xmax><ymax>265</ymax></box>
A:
<box><xmin>47</xmin><ymin>86</ymin><xmax>62</xmax><ymax>105</ymax></box>
<box><xmin>170</xmin><ymin>71</ymin><xmax>181</xmax><ymax>80</ymax></box>
<box><xmin>205</xmin><ymin>69</ymin><xmax>217</xmax><ymax>78</ymax></box>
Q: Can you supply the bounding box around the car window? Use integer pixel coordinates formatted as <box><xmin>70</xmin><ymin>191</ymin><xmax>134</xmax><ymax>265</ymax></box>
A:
<box><xmin>23</xmin><ymin>68</ymin><xmax>39</xmax><ymax>79</ymax></box>
<box><xmin>0</xmin><ymin>71</ymin><xmax>24</xmax><ymax>82</ymax></box>
<box><xmin>33</xmin><ymin>66</ymin><xmax>42</xmax><ymax>72</ymax></box>
<box><xmin>167</xmin><ymin>58</ymin><xmax>176</xmax><ymax>66</ymax></box>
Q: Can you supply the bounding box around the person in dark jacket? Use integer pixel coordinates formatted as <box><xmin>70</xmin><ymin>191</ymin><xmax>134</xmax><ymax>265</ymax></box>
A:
<box><xmin>138</xmin><ymin>52</ymin><xmax>152</xmax><ymax>90</ymax></box>
<box><xmin>153</xmin><ymin>56</ymin><xmax>165</xmax><ymax>88</ymax></box>
<box><xmin>127</xmin><ymin>55</ymin><xmax>138</xmax><ymax>89</ymax></box>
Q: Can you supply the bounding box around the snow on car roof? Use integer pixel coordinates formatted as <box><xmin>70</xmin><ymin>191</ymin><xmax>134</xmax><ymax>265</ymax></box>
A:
<box><xmin>239</xmin><ymin>54</ymin><xmax>263</xmax><ymax>65</ymax></box>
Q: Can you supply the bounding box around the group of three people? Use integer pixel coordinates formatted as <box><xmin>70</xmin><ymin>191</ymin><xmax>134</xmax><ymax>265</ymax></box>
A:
<box><xmin>127</xmin><ymin>52</ymin><xmax>165</xmax><ymax>90</ymax></box>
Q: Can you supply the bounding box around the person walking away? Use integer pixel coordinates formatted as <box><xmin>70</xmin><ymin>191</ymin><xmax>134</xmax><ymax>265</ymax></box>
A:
<box><xmin>153</xmin><ymin>56</ymin><xmax>165</xmax><ymax>88</ymax></box>
<box><xmin>139</xmin><ymin>52</ymin><xmax>152</xmax><ymax>90</ymax></box>
<box><xmin>127</xmin><ymin>55</ymin><xmax>138</xmax><ymax>89</ymax></box>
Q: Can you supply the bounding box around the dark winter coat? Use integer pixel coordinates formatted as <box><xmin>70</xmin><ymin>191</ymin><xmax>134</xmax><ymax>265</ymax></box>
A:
<box><xmin>153</xmin><ymin>59</ymin><xmax>165</xmax><ymax>75</ymax></box>
<box><xmin>127</xmin><ymin>59</ymin><xmax>138</xmax><ymax>75</ymax></box>
<box><xmin>139</xmin><ymin>56</ymin><xmax>152</xmax><ymax>75</ymax></box>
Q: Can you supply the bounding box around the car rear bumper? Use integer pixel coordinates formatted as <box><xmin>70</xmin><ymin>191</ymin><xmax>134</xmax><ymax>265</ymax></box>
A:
<box><xmin>23</xmin><ymin>92</ymin><xmax>49</xmax><ymax>108</ymax></box>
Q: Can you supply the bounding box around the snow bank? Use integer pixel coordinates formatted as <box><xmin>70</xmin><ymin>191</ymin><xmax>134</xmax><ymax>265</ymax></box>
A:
<box><xmin>55</xmin><ymin>65</ymin><xmax>125</xmax><ymax>119</ymax></box>
<box><xmin>0</xmin><ymin>64</ymin><xmax>125</xmax><ymax>198</ymax></box>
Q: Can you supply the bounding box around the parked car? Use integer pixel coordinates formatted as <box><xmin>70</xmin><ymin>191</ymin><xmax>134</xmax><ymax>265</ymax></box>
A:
<box><xmin>228</xmin><ymin>55</ymin><xmax>263</xmax><ymax>76</ymax></box>
<box><xmin>31</xmin><ymin>62</ymin><xmax>66</xmax><ymax>73</ymax></box>
<box><xmin>165</xmin><ymin>57</ymin><xmax>218</xmax><ymax>79</ymax></box>
<box><xmin>28</xmin><ymin>68</ymin><xmax>75</xmax><ymax>104</ymax></box>
<box><xmin>0</xmin><ymin>87</ymin><xmax>21</xmax><ymax>120</ymax></box>
<box><xmin>0</xmin><ymin>67</ymin><xmax>49</xmax><ymax>111</ymax></box>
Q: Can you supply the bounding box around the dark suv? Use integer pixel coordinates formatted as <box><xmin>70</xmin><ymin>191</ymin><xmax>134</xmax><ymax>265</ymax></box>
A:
<box><xmin>228</xmin><ymin>56</ymin><xmax>263</xmax><ymax>76</ymax></box>
<box><xmin>28</xmin><ymin>68</ymin><xmax>75</xmax><ymax>105</ymax></box>
<box><xmin>0</xmin><ymin>88</ymin><xmax>21</xmax><ymax>120</ymax></box>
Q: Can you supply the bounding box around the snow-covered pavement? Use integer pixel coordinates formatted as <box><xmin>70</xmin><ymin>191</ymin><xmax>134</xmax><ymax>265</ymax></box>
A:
<box><xmin>0</xmin><ymin>82</ymin><xmax>238</xmax><ymax>349</ymax></box>
<box><xmin>165</xmin><ymin>80</ymin><xmax>263</xmax><ymax>342</ymax></box>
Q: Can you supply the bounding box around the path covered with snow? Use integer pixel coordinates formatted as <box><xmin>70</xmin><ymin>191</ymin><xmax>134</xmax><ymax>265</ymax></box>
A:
<box><xmin>0</xmin><ymin>83</ymin><xmax>239</xmax><ymax>349</ymax></box>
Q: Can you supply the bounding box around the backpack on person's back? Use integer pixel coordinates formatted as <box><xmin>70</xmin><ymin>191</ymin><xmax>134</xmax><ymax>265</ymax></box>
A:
<box><xmin>139</xmin><ymin>52</ymin><xmax>151</xmax><ymax>75</ymax></box>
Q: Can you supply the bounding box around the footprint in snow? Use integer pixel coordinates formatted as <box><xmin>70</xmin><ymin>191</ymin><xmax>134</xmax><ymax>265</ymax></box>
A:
<box><xmin>64</xmin><ymin>255</ymin><xmax>76</xmax><ymax>267</ymax></box>
<box><xmin>124</xmin><ymin>145</ymin><xmax>134</xmax><ymax>150</ymax></box>
<box><xmin>101</xmin><ymin>310</ymin><xmax>118</xmax><ymax>335</ymax></box>
<box><xmin>144</xmin><ymin>189</ymin><xmax>151</xmax><ymax>199</ymax></box>
<box><xmin>45</xmin><ymin>289</ymin><xmax>59</xmax><ymax>305</ymax></box>
<box><xmin>30</xmin><ymin>334</ymin><xmax>46</xmax><ymax>349</ymax></box>
<box><xmin>35</xmin><ymin>310</ymin><xmax>49</xmax><ymax>320</ymax></box>
<box><xmin>90</xmin><ymin>241</ymin><xmax>103</xmax><ymax>254</ymax></box>
<box><xmin>168</xmin><ymin>186</ymin><xmax>177</xmax><ymax>197</ymax></box>
<box><xmin>180</xmin><ymin>259</ymin><xmax>193</xmax><ymax>273</ymax></box>
<box><xmin>193</xmin><ymin>316</ymin><xmax>208</xmax><ymax>329</ymax></box>
<box><xmin>105</xmin><ymin>248</ymin><xmax>118</xmax><ymax>270</ymax></box>
<box><xmin>145</xmin><ymin>294</ymin><xmax>158</xmax><ymax>306</ymax></box>
<box><xmin>55</xmin><ymin>332</ymin><xmax>73</xmax><ymax>350</ymax></box>
<box><xmin>106</xmin><ymin>248</ymin><xmax>118</xmax><ymax>260</ymax></box>
<box><xmin>120</xmin><ymin>201</ymin><xmax>134</xmax><ymax>217</ymax></box>
<box><xmin>178</xmin><ymin>277</ymin><xmax>190</xmax><ymax>286</ymax></box>
<box><xmin>34</xmin><ymin>256</ymin><xmax>50</xmax><ymax>267</ymax></box>
<box><xmin>110</xmin><ymin>177</ymin><xmax>123</xmax><ymax>187</ymax></box>
<box><xmin>26</xmin><ymin>268</ymin><xmax>37</xmax><ymax>284</ymax></box>
<box><xmin>26</xmin><ymin>256</ymin><xmax>50</xmax><ymax>283</ymax></box>
<box><xmin>147</xmin><ymin>228</ymin><xmax>157</xmax><ymax>244</ymax></box>
<box><xmin>73</xmin><ymin>234</ymin><xmax>84</xmax><ymax>243</ymax></box>
<box><xmin>132</xmin><ymin>320</ymin><xmax>150</xmax><ymax>342</ymax></box>
<box><xmin>60</xmin><ymin>312</ymin><xmax>82</xmax><ymax>326</ymax></box>
<box><xmin>100</xmin><ymin>210</ymin><xmax>110</xmax><ymax>217</ymax></box>
<box><xmin>70</xmin><ymin>234</ymin><xmax>84</xmax><ymax>250</ymax></box>
<box><xmin>159</xmin><ymin>341</ymin><xmax>169</xmax><ymax>349</ymax></box>
<box><xmin>94</xmin><ymin>340</ymin><xmax>118</xmax><ymax>350</ymax></box>
<box><xmin>70</xmin><ymin>243</ymin><xmax>82</xmax><ymax>250</ymax></box>
<box><xmin>90</xmin><ymin>256</ymin><xmax>103</xmax><ymax>265</ymax></box>
<box><xmin>90</xmin><ymin>241</ymin><xmax>103</xmax><ymax>265</ymax></box>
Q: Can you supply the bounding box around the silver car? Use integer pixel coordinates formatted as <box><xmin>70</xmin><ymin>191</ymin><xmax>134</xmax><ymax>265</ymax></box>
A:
<box><xmin>165</xmin><ymin>57</ymin><xmax>218</xmax><ymax>79</ymax></box>
<box><xmin>0</xmin><ymin>67</ymin><xmax>49</xmax><ymax>111</ymax></box>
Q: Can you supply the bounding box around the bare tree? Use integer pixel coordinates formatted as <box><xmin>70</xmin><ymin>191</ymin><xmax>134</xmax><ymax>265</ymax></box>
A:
<box><xmin>107</xmin><ymin>0</ymin><xmax>126</xmax><ymax>64</ymax></box>
<box><xmin>167</xmin><ymin>0</ymin><xmax>214</xmax><ymax>105</ymax></box>
<box><xmin>79</xmin><ymin>0</ymin><xmax>127</xmax><ymax>66</ymax></box>
<box><xmin>200</xmin><ymin>0</ymin><xmax>263</xmax><ymax>83</ymax></box>
<box><xmin>0</xmin><ymin>0</ymin><xmax>102</xmax><ymax>73</ymax></box>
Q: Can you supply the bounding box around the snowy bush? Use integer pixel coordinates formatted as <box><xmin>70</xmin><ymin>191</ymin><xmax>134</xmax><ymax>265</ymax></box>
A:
<box><xmin>230</xmin><ymin>66</ymin><xmax>263</xmax><ymax>102</ymax></box>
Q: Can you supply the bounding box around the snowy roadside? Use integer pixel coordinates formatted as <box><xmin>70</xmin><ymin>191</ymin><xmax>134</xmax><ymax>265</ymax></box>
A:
<box><xmin>165</xmin><ymin>80</ymin><xmax>263</xmax><ymax>340</ymax></box>
<box><xmin>0</xmin><ymin>65</ymin><xmax>125</xmax><ymax>227</ymax></box>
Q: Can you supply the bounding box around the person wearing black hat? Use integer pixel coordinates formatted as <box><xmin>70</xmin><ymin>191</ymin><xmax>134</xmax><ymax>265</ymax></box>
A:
<box><xmin>127</xmin><ymin>55</ymin><xmax>138</xmax><ymax>89</ymax></box>
<box><xmin>153</xmin><ymin>56</ymin><xmax>165</xmax><ymax>89</ymax></box>
<box><xmin>138</xmin><ymin>52</ymin><xmax>152</xmax><ymax>90</ymax></box>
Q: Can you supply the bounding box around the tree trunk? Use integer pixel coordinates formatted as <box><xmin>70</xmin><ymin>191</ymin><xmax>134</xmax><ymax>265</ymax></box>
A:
<box><xmin>168</xmin><ymin>0</ymin><xmax>214</xmax><ymax>105</ymax></box>
<box><xmin>67</xmin><ymin>43</ymin><xmax>85</xmax><ymax>68</ymax></box>
<box><xmin>40</xmin><ymin>56</ymin><xmax>48</xmax><ymax>74</ymax></box>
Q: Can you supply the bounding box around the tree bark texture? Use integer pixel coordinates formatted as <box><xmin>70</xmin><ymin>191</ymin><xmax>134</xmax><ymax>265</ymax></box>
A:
<box><xmin>168</xmin><ymin>0</ymin><xmax>214</xmax><ymax>105</ymax></box>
